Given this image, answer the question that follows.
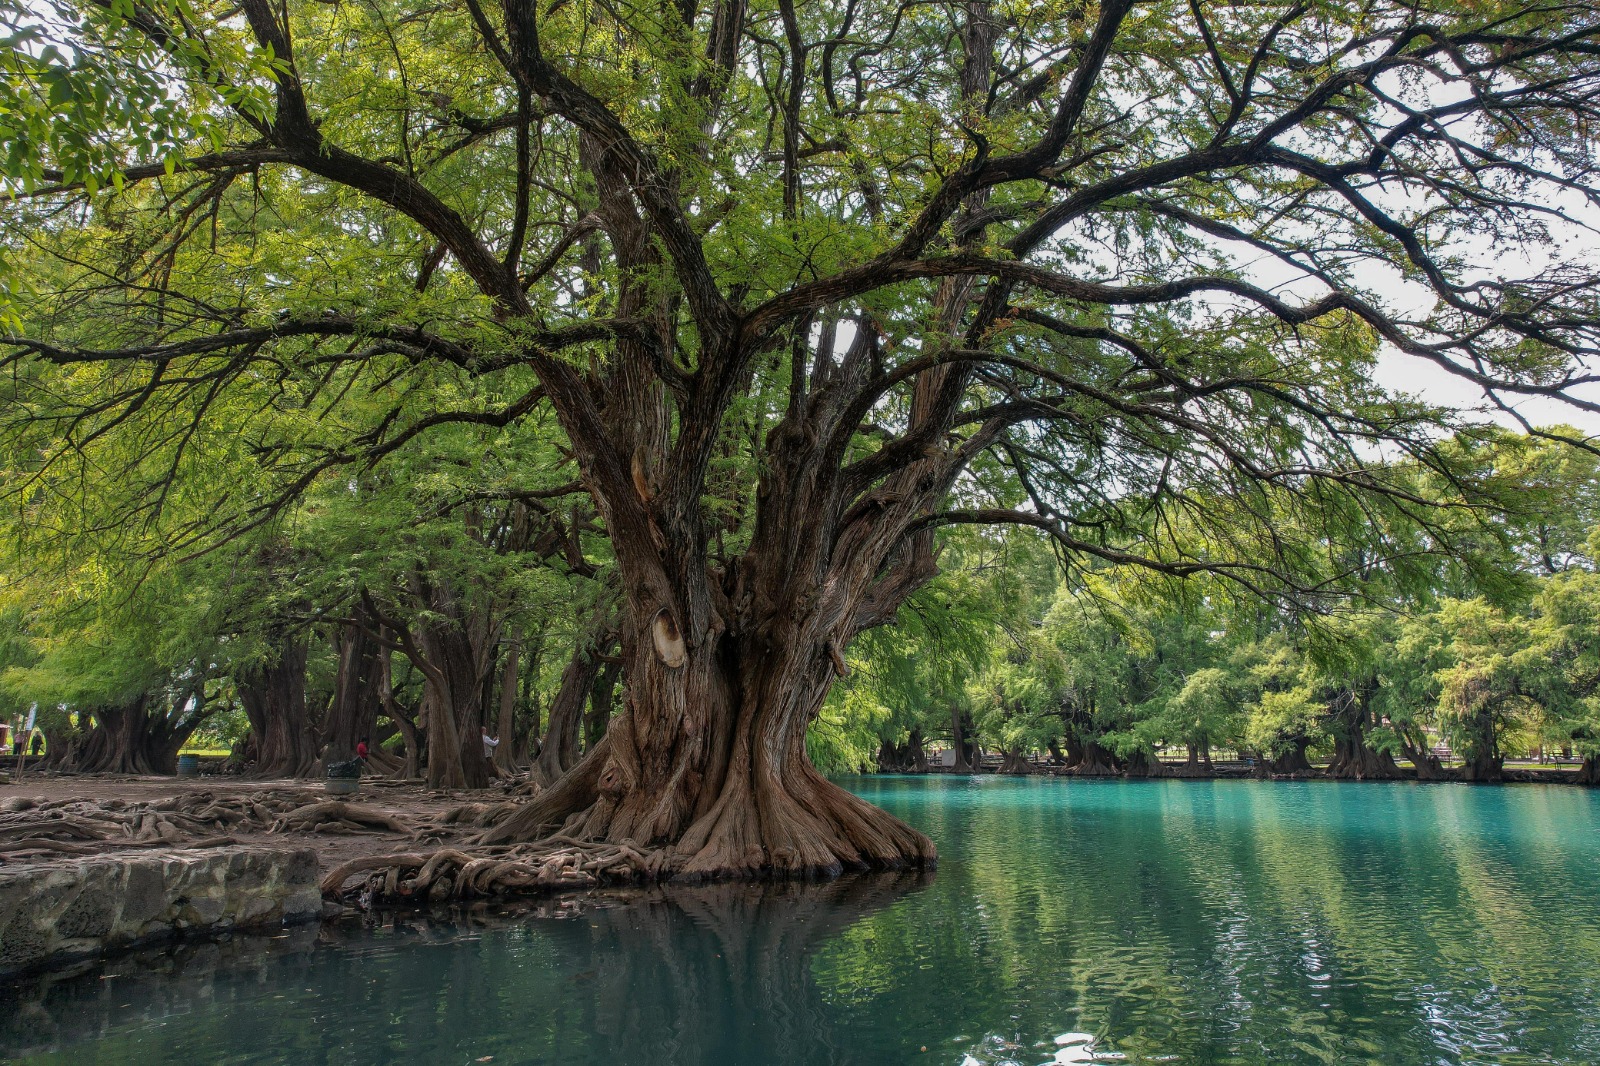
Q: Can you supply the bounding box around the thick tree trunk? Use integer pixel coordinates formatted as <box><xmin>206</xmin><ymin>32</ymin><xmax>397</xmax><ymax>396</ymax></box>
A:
<box><xmin>238</xmin><ymin>634</ymin><xmax>319</xmax><ymax>778</ymax></box>
<box><xmin>1068</xmin><ymin>740</ymin><xmax>1121</xmax><ymax>777</ymax></box>
<box><xmin>414</xmin><ymin>610</ymin><xmax>498</xmax><ymax>790</ymax></box>
<box><xmin>907</xmin><ymin>727</ymin><xmax>928</xmax><ymax>773</ymax></box>
<box><xmin>1124</xmin><ymin>749</ymin><xmax>1170</xmax><ymax>778</ymax></box>
<box><xmin>1398</xmin><ymin>734</ymin><xmax>1451</xmax><ymax>780</ymax></box>
<box><xmin>1461</xmin><ymin>751</ymin><xmax>1504</xmax><ymax>782</ymax></box>
<box><xmin>949</xmin><ymin>707</ymin><xmax>977</xmax><ymax>774</ymax></box>
<box><xmin>494</xmin><ymin>643</ymin><xmax>521</xmax><ymax>773</ymax></box>
<box><xmin>484</xmin><ymin>621</ymin><xmax>936</xmax><ymax>880</ymax></box>
<box><xmin>999</xmin><ymin>745</ymin><xmax>1030</xmax><ymax>775</ymax></box>
<box><xmin>1576</xmin><ymin>756</ymin><xmax>1599</xmax><ymax>785</ymax></box>
<box><xmin>1328</xmin><ymin>738</ymin><xmax>1401</xmax><ymax>779</ymax></box>
<box><xmin>534</xmin><ymin>636</ymin><xmax>607</xmax><ymax>786</ymax></box>
<box><xmin>63</xmin><ymin>709</ymin><xmax>114</xmax><ymax>772</ymax></box>
<box><xmin>321</xmin><ymin>608</ymin><xmax>384</xmax><ymax>768</ymax></box>
<box><xmin>64</xmin><ymin>695</ymin><xmax>201</xmax><ymax>775</ymax></box>
<box><xmin>1325</xmin><ymin>688</ymin><xmax>1402</xmax><ymax>780</ymax></box>
<box><xmin>875</xmin><ymin>728</ymin><xmax>929</xmax><ymax>773</ymax></box>
<box><xmin>370</xmin><ymin>573</ymin><xmax>505</xmax><ymax>789</ymax></box>
<box><xmin>1258</xmin><ymin>738</ymin><xmax>1314</xmax><ymax>777</ymax></box>
<box><xmin>38</xmin><ymin>711</ymin><xmax>84</xmax><ymax>770</ymax></box>
<box><xmin>1170</xmin><ymin>742</ymin><xmax>1212</xmax><ymax>778</ymax></box>
<box><xmin>1458</xmin><ymin>708</ymin><xmax>1504</xmax><ymax>782</ymax></box>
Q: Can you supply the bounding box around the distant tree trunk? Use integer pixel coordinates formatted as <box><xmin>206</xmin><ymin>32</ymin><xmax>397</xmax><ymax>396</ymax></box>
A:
<box><xmin>494</xmin><ymin>643</ymin><xmax>521</xmax><ymax>772</ymax></box>
<box><xmin>1397</xmin><ymin>733</ymin><xmax>1450</xmax><ymax>780</ymax></box>
<box><xmin>1068</xmin><ymin>739</ymin><xmax>1121</xmax><ymax>777</ymax></box>
<box><xmin>586</xmin><ymin>658</ymin><xmax>621</xmax><ymax>751</ymax></box>
<box><xmin>237</xmin><ymin>634</ymin><xmax>319</xmax><ymax>778</ymax></box>
<box><xmin>1259</xmin><ymin>738</ymin><xmax>1314</xmax><ymax>776</ymax></box>
<box><xmin>1326</xmin><ymin>688</ymin><xmax>1402</xmax><ymax>780</ymax></box>
<box><xmin>950</xmin><ymin>707</ymin><xmax>976</xmax><ymax>774</ymax></box>
<box><xmin>907</xmin><ymin>727</ymin><xmax>928</xmax><ymax>773</ymax></box>
<box><xmin>321</xmin><ymin>603</ymin><xmax>384</xmax><ymax>768</ymax></box>
<box><xmin>66</xmin><ymin>700</ymin><xmax>149</xmax><ymax>773</ymax></box>
<box><xmin>1124</xmin><ymin>749</ymin><xmax>1170</xmax><ymax>778</ymax></box>
<box><xmin>415</xmin><ymin>620</ymin><xmax>491</xmax><ymax>790</ymax></box>
<box><xmin>506</xmin><ymin>631</ymin><xmax>542</xmax><ymax>765</ymax></box>
<box><xmin>38</xmin><ymin>712</ymin><xmax>79</xmax><ymax>770</ymax></box>
<box><xmin>1577</xmin><ymin>756</ymin><xmax>1599</xmax><ymax>785</ymax></box>
<box><xmin>1061</xmin><ymin>732</ymin><xmax>1084</xmax><ymax>766</ymax></box>
<box><xmin>999</xmin><ymin>745</ymin><xmax>1030</xmax><ymax>775</ymax></box>
<box><xmin>378</xmin><ymin>652</ymin><xmax>422</xmax><ymax>779</ymax></box>
<box><xmin>534</xmin><ymin>633</ymin><xmax>609</xmax><ymax>786</ymax></box>
<box><xmin>64</xmin><ymin>693</ymin><xmax>206</xmax><ymax>775</ymax></box>
<box><xmin>376</xmin><ymin>574</ymin><xmax>503</xmax><ymax>790</ymax></box>
<box><xmin>1172</xmin><ymin>741</ymin><xmax>1212</xmax><ymax>777</ymax></box>
<box><xmin>63</xmin><ymin>708</ymin><xmax>112</xmax><ymax>772</ymax></box>
<box><xmin>1460</xmin><ymin>750</ymin><xmax>1504</xmax><ymax>782</ymax></box>
<box><xmin>1459</xmin><ymin>706</ymin><xmax>1504</xmax><ymax>782</ymax></box>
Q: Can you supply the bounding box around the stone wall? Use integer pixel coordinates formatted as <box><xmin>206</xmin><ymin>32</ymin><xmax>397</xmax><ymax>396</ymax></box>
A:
<box><xmin>0</xmin><ymin>846</ymin><xmax>320</xmax><ymax>977</ymax></box>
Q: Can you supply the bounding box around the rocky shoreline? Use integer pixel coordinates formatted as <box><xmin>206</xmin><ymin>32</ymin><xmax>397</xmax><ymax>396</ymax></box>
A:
<box><xmin>0</xmin><ymin>775</ymin><xmax>514</xmax><ymax>977</ymax></box>
<box><xmin>1</xmin><ymin>845</ymin><xmax>321</xmax><ymax>978</ymax></box>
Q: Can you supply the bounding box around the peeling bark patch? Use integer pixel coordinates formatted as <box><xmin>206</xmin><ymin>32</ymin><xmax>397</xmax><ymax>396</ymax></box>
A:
<box><xmin>651</xmin><ymin>610</ymin><xmax>687</xmax><ymax>668</ymax></box>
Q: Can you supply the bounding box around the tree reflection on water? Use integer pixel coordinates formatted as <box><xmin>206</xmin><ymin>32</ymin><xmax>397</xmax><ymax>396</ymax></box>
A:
<box><xmin>2</xmin><ymin>871</ymin><xmax>935</xmax><ymax>1065</ymax></box>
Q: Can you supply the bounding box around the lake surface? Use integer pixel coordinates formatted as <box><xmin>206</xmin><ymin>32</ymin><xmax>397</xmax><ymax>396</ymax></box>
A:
<box><xmin>4</xmin><ymin>777</ymin><xmax>1599</xmax><ymax>1065</ymax></box>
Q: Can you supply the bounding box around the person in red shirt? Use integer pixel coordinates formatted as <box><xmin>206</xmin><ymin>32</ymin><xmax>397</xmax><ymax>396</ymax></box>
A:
<box><xmin>356</xmin><ymin>737</ymin><xmax>369</xmax><ymax>761</ymax></box>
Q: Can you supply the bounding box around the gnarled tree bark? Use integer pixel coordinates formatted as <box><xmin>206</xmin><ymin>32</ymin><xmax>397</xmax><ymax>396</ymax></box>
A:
<box><xmin>1325</xmin><ymin>687</ymin><xmax>1402</xmax><ymax>780</ymax></box>
<box><xmin>238</xmin><ymin>634</ymin><xmax>319</xmax><ymax>779</ymax></box>
<box><xmin>533</xmin><ymin>622</ymin><xmax>616</xmax><ymax>786</ymax></box>
<box><xmin>320</xmin><ymin>600</ymin><xmax>385</xmax><ymax>769</ymax></box>
<box><xmin>1397</xmin><ymin>731</ymin><xmax>1452</xmax><ymax>781</ymax></box>
<box><xmin>1257</xmin><ymin>737</ymin><xmax>1314</xmax><ymax>777</ymax></box>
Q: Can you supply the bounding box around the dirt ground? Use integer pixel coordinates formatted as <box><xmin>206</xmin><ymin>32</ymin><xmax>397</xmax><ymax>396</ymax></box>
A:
<box><xmin>0</xmin><ymin>770</ymin><xmax>519</xmax><ymax>875</ymax></box>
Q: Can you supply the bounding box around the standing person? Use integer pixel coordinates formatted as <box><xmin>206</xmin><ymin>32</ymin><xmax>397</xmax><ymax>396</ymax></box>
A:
<box><xmin>10</xmin><ymin>727</ymin><xmax>21</xmax><ymax>758</ymax></box>
<box><xmin>481</xmin><ymin>727</ymin><xmax>501</xmax><ymax>779</ymax></box>
<box><xmin>356</xmin><ymin>737</ymin><xmax>369</xmax><ymax>762</ymax></box>
<box><xmin>29</xmin><ymin>732</ymin><xmax>42</xmax><ymax>757</ymax></box>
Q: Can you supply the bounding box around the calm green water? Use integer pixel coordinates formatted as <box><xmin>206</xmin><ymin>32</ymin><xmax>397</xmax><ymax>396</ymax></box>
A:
<box><xmin>5</xmin><ymin>778</ymin><xmax>1600</xmax><ymax>1065</ymax></box>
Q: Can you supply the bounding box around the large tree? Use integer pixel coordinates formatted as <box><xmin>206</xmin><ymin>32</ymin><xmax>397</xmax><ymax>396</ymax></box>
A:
<box><xmin>4</xmin><ymin>0</ymin><xmax>1600</xmax><ymax>877</ymax></box>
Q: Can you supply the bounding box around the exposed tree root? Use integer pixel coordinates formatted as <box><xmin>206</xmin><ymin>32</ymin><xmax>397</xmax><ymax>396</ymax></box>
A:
<box><xmin>269</xmin><ymin>800</ymin><xmax>416</xmax><ymax>836</ymax></box>
<box><xmin>0</xmin><ymin>788</ymin><xmax>422</xmax><ymax>863</ymax></box>
<box><xmin>321</xmin><ymin>836</ymin><xmax>672</xmax><ymax>905</ymax></box>
<box><xmin>472</xmin><ymin>737</ymin><xmax>936</xmax><ymax>887</ymax></box>
<box><xmin>432</xmin><ymin>801</ymin><xmax>521</xmax><ymax>827</ymax></box>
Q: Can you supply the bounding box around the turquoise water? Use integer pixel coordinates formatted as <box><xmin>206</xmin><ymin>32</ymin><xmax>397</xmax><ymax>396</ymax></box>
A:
<box><xmin>5</xmin><ymin>777</ymin><xmax>1600</xmax><ymax>1065</ymax></box>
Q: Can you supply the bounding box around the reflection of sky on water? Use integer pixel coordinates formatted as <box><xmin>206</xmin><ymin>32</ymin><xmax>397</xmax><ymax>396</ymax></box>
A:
<box><xmin>4</xmin><ymin>778</ymin><xmax>1599</xmax><ymax>1065</ymax></box>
